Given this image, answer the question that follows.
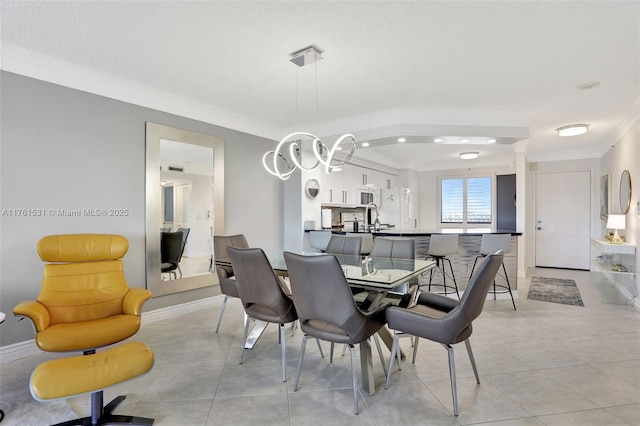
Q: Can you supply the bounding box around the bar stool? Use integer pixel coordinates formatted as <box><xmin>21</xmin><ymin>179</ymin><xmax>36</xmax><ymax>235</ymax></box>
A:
<box><xmin>424</xmin><ymin>234</ymin><xmax>460</xmax><ymax>299</ymax></box>
<box><xmin>470</xmin><ymin>234</ymin><xmax>516</xmax><ymax>310</ymax></box>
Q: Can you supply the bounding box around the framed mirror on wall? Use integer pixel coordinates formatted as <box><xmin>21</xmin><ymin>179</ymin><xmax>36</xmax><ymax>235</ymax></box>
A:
<box><xmin>146</xmin><ymin>122</ymin><xmax>225</xmax><ymax>297</ymax></box>
<box><xmin>619</xmin><ymin>170</ymin><xmax>631</xmax><ymax>214</ymax></box>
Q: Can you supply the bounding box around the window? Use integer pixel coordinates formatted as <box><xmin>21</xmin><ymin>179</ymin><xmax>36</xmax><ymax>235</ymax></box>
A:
<box><xmin>441</xmin><ymin>176</ymin><xmax>492</xmax><ymax>225</ymax></box>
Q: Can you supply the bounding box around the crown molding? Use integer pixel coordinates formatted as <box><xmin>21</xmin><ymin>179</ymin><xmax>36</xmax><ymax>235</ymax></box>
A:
<box><xmin>0</xmin><ymin>44</ymin><xmax>282</xmax><ymax>141</ymax></box>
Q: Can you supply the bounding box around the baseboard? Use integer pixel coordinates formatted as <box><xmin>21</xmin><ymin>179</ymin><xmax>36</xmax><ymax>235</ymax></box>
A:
<box><xmin>613</xmin><ymin>281</ymin><xmax>640</xmax><ymax>311</ymax></box>
<box><xmin>141</xmin><ymin>295</ymin><xmax>222</xmax><ymax>324</ymax></box>
<box><xmin>0</xmin><ymin>295</ymin><xmax>224</xmax><ymax>364</ymax></box>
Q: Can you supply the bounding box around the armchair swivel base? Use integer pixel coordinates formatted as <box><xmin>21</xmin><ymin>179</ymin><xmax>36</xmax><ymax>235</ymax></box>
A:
<box><xmin>30</xmin><ymin>342</ymin><xmax>155</xmax><ymax>426</ymax></box>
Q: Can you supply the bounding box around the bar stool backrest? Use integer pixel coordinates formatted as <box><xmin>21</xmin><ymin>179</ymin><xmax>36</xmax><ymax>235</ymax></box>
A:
<box><xmin>427</xmin><ymin>234</ymin><xmax>459</xmax><ymax>257</ymax></box>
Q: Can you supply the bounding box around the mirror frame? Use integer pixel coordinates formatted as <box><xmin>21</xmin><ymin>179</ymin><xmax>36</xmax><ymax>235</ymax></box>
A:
<box><xmin>619</xmin><ymin>169</ymin><xmax>631</xmax><ymax>214</ymax></box>
<box><xmin>145</xmin><ymin>122</ymin><xmax>225</xmax><ymax>297</ymax></box>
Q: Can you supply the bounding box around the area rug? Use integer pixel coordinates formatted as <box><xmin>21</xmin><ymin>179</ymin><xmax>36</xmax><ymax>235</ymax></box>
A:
<box><xmin>527</xmin><ymin>276</ymin><xmax>584</xmax><ymax>307</ymax></box>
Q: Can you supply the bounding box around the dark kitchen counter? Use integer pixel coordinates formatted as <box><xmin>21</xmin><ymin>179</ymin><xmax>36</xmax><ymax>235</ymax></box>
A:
<box><xmin>306</xmin><ymin>228</ymin><xmax>521</xmax><ymax>236</ymax></box>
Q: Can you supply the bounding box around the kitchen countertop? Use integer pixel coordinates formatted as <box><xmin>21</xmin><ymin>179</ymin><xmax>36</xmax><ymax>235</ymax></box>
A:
<box><xmin>306</xmin><ymin>228</ymin><xmax>522</xmax><ymax>236</ymax></box>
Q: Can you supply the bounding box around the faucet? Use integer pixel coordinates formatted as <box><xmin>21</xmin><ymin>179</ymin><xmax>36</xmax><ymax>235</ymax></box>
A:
<box><xmin>365</xmin><ymin>202</ymin><xmax>380</xmax><ymax>232</ymax></box>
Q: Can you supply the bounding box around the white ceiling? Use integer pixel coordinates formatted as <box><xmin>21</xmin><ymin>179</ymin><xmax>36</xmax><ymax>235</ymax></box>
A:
<box><xmin>2</xmin><ymin>1</ymin><xmax>639</xmax><ymax>171</ymax></box>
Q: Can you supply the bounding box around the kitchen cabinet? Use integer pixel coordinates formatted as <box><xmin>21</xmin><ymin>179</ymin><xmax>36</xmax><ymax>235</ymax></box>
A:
<box><xmin>321</xmin><ymin>163</ymin><xmax>355</xmax><ymax>205</ymax></box>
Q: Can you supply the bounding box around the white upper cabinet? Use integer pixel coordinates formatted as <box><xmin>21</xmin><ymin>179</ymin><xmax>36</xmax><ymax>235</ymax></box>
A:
<box><xmin>319</xmin><ymin>163</ymin><xmax>397</xmax><ymax>206</ymax></box>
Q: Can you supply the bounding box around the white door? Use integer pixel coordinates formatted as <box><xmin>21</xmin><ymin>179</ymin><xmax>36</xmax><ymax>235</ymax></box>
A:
<box><xmin>535</xmin><ymin>171</ymin><xmax>591</xmax><ymax>269</ymax></box>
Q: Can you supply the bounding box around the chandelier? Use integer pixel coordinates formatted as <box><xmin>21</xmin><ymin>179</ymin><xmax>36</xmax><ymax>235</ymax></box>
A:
<box><xmin>262</xmin><ymin>45</ymin><xmax>357</xmax><ymax>180</ymax></box>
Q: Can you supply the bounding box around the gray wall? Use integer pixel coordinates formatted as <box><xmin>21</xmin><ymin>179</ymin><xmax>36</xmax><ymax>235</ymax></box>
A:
<box><xmin>0</xmin><ymin>71</ymin><xmax>283</xmax><ymax>346</ymax></box>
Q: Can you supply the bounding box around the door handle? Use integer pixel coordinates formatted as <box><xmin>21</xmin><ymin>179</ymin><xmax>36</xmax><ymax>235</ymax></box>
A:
<box><xmin>537</xmin><ymin>227</ymin><xmax>542</xmax><ymax>230</ymax></box>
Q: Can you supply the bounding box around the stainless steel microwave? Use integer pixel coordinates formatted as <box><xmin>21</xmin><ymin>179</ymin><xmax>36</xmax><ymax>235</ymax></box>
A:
<box><xmin>356</xmin><ymin>188</ymin><xmax>377</xmax><ymax>205</ymax></box>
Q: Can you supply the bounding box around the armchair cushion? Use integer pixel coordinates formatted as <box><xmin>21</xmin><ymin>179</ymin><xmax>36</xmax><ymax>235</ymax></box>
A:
<box><xmin>35</xmin><ymin>315</ymin><xmax>143</xmax><ymax>352</ymax></box>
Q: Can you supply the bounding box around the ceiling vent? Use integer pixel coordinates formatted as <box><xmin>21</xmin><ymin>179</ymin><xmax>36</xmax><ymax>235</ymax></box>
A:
<box><xmin>168</xmin><ymin>166</ymin><xmax>184</xmax><ymax>172</ymax></box>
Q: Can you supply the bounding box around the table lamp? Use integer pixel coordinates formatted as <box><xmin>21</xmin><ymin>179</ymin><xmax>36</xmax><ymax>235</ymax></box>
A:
<box><xmin>606</xmin><ymin>214</ymin><xmax>625</xmax><ymax>244</ymax></box>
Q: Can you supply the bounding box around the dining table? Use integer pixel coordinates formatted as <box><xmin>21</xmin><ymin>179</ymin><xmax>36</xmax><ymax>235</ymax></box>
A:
<box><xmin>214</xmin><ymin>251</ymin><xmax>436</xmax><ymax>395</ymax></box>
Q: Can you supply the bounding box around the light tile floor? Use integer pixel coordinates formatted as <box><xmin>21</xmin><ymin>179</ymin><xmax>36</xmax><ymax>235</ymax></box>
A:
<box><xmin>1</xmin><ymin>268</ymin><xmax>639</xmax><ymax>425</ymax></box>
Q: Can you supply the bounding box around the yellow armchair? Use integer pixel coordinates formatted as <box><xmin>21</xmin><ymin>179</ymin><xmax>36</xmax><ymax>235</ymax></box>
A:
<box><xmin>14</xmin><ymin>234</ymin><xmax>152</xmax><ymax>353</ymax></box>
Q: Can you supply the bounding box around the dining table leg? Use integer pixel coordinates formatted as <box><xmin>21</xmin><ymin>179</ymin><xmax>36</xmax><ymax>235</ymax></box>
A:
<box><xmin>359</xmin><ymin>339</ymin><xmax>375</xmax><ymax>395</ymax></box>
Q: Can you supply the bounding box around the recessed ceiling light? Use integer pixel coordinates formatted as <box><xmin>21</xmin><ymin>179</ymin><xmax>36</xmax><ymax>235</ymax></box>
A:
<box><xmin>397</xmin><ymin>137</ymin><xmax>406</xmax><ymax>143</ymax></box>
<box><xmin>362</xmin><ymin>142</ymin><xmax>370</xmax><ymax>147</ymax></box>
<box><xmin>460</xmin><ymin>152</ymin><xmax>479</xmax><ymax>160</ymax></box>
<box><xmin>461</xmin><ymin>138</ymin><xmax>470</xmax><ymax>143</ymax></box>
<box><xmin>161</xmin><ymin>181</ymin><xmax>167</xmax><ymax>186</ymax></box>
<box><xmin>487</xmin><ymin>139</ymin><xmax>497</xmax><ymax>144</ymax></box>
<box><xmin>556</xmin><ymin>124</ymin><xmax>589</xmax><ymax>137</ymax></box>
<box><xmin>434</xmin><ymin>138</ymin><xmax>444</xmax><ymax>143</ymax></box>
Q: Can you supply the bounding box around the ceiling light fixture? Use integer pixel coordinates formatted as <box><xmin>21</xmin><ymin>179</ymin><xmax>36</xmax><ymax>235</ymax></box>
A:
<box><xmin>433</xmin><ymin>137</ymin><xmax>497</xmax><ymax>145</ymax></box>
<box><xmin>556</xmin><ymin>124</ymin><xmax>589</xmax><ymax>137</ymax></box>
<box><xmin>362</xmin><ymin>142</ymin><xmax>370</xmax><ymax>147</ymax></box>
<box><xmin>262</xmin><ymin>45</ymin><xmax>356</xmax><ymax>180</ymax></box>
<box><xmin>460</xmin><ymin>152</ymin><xmax>479</xmax><ymax>160</ymax></box>
<box><xmin>397</xmin><ymin>137</ymin><xmax>406</xmax><ymax>143</ymax></box>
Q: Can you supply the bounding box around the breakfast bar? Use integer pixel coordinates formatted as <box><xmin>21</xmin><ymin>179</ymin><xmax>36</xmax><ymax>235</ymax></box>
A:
<box><xmin>305</xmin><ymin>229</ymin><xmax>521</xmax><ymax>292</ymax></box>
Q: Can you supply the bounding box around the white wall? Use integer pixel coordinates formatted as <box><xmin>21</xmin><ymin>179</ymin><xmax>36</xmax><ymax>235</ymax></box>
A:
<box><xmin>0</xmin><ymin>71</ymin><xmax>283</xmax><ymax>346</ymax></box>
<box><xmin>600</xmin><ymin>120</ymin><xmax>639</xmax><ymax>301</ymax></box>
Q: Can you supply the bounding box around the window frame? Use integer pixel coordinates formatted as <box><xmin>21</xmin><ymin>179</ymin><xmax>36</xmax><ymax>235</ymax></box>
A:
<box><xmin>438</xmin><ymin>173</ymin><xmax>495</xmax><ymax>229</ymax></box>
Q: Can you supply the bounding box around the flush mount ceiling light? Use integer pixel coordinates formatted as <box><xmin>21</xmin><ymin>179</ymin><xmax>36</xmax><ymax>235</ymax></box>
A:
<box><xmin>362</xmin><ymin>142</ymin><xmax>370</xmax><ymax>147</ymax></box>
<box><xmin>263</xmin><ymin>45</ymin><xmax>356</xmax><ymax>180</ymax></box>
<box><xmin>556</xmin><ymin>124</ymin><xmax>589</xmax><ymax>137</ymax></box>
<box><xmin>460</xmin><ymin>152</ymin><xmax>479</xmax><ymax>160</ymax></box>
<box><xmin>434</xmin><ymin>137</ymin><xmax>498</xmax><ymax>145</ymax></box>
<box><xmin>397</xmin><ymin>137</ymin><xmax>406</xmax><ymax>143</ymax></box>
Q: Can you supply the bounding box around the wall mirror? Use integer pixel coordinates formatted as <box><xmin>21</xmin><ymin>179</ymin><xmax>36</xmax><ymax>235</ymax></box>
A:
<box><xmin>146</xmin><ymin>122</ymin><xmax>225</xmax><ymax>297</ymax></box>
<box><xmin>619</xmin><ymin>169</ymin><xmax>631</xmax><ymax>214</ymax></box>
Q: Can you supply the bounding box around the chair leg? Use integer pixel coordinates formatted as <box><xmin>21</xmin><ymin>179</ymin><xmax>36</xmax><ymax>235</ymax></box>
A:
<box><xmin>444</xmin><ymin>344</ymin><xmax>458</xmax><ymax>416</ymax></box>
<box><xmin>52</xmin><ymin>390</ymin><xmax>153</xmax><ymax>426</ymax></box>
<box><xmin>348</xmin><ymin>345</ymin><xmax>359</xmax><ymax>415</ymax></box>
<box><xmin>215</xmin><ymin>295</ymin><xmax>229</xmax><ymax>333</ymax></box>
<box><xmin>280</xmin><ymin>324</ymin><xmax>287</xmax><ymax>382</ymax></box>
<box><xmin>315</xmin><ymin>339</ymin><xmax>325</xmax><ymax>358</ymax></box>
<box><xmin>330</xmin><ymin>342</ymin><xmax>335</xmax><ymax>363</ymax></box>
<box><xmin>384</xmin><ymin>334</ymin><xmax>400</xmax><ymax>390</ymax></box>
<box><xmin>294</xmin><ymin>334</ymin><xmax>308</xmax><ymax>391</ymax></box>
<box><xmin>239</xmin><ymin>315</ymin><xmax>251</xmax><ymax>365</ymax></box>
<box><xmin>177</xmin><ymin>264</ymin><xmax>183</xmax><ymax>278</ymax></box>
<box><xmin>464</xmin><ymin>339</ymin><xmax>480</xmax><ymax>384</ymax></box>
<box><xmin>444</xmin><ymin>257</ymin><xmax>460</xmax><ymax>300</ymax></box>
<box><xmin>501</xmin><ymin>261</ymin><xmax>517</xmax><ymax>310</ymax></box>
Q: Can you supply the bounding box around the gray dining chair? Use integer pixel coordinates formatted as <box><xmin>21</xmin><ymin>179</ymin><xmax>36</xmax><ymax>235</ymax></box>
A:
<box><xmin>384</xmin><ymin>251</ymin><xmax>503</xmax><ymax>416</ymax></box>
<box><xmin>227</xmin><ymin>247</ymin><xmax>298</xmax><ymax>382</ymax></box>
<box><xmin>213</xmin><ymin>234</ymin><xmax>250</xmax><ymax>333</ymax></box>
<box><xmin>325</xmin><ymin>234</ymin><xmax>362</xmax><ymax>256</ymax></box>
<box><xmin>371</xmin><ymin>237</ymin><xmax>416</xmax><ymax>304</ymax></box>
<box><xmin>370</xmin><ymin>237</ymin><xmax>415</xmax><ymax>259</ymax></box>
<box><xmin>283</xmin><ymin>252</ymin><xmax>389</xmax><ymax>415</ymax></box>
